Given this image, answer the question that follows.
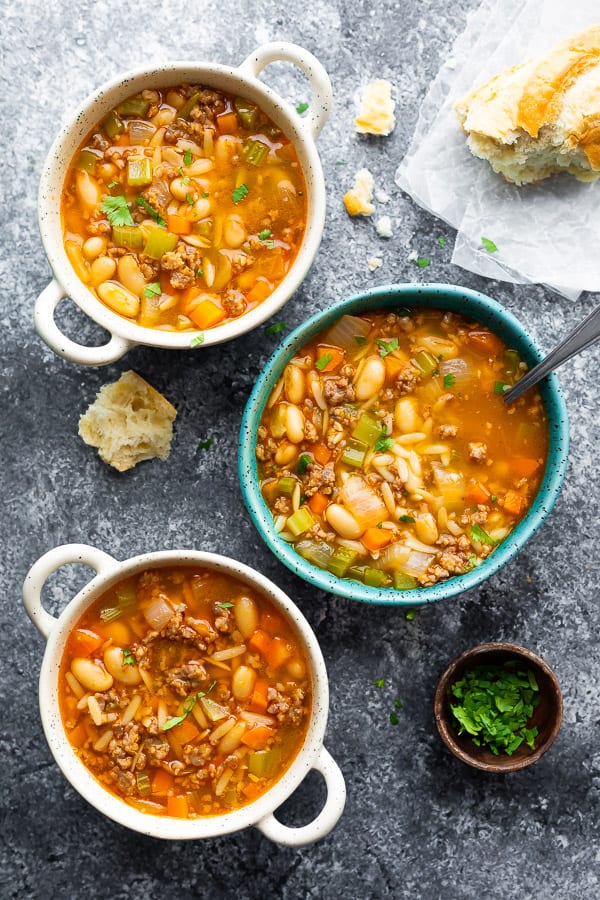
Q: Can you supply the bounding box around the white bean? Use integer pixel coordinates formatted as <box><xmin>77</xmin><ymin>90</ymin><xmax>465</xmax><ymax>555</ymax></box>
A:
<box><xmin>218</xmin><ymin>721</ymin><xmax>247</xmax><ymax>755</ymax></box>
<box><xmin>90</xmin><ymin>255</ymin><xmax>116</xmax><ymax>286</ymax></box>
<box><xmin>395</xmin><ymin>396</ymin><xmax>422</xmax><ymax>434</ymax></box>
<box><xmin>71</xmin><ymin>657</ymin><xmax>113</xmax><ymax>693</ymax></box>
<box><xmin>186</xmin><ymin>158</ymin><xmax>214</xmax><ymax>176</ymax></box>
<box><xmin>326</xmin><ymin>504</ymin><xmax>363</xmax><ymax>539</ymax></box>
<box><xmin>193</xmin><ymin>197</ymin><xmax>211</xmax><ymax>219</ymax></box>
<box><xmin>414</xmin><ymin>513</ymin><xmax>439</xmax><ymax>545</ymax></box>
<box><xmin>104</xmin><ymin>646</ymin><xmax>142</xmax><ymax>685</ymax></box>
<box><xmin>117</xmin><ymin>255</ymin><xmax>146</xmax><ymax>297</ymax></box>
<box><xmin>170</xmin><ymin>177</ymin><xmax>190</xmax><ymax>201</ymax></box>
<box><xmin>275</xmin><ymin>442</ymin><xmax>298</xmax><ymax>466</ymax></box>
<box><xmin>234</xmin><ymin>595</ymin><xmax>258</xmax><ymax>639</ymax></box>
<box><xmin>82</xmin><ymin>236</ymin><xmax>107</xmax><ymax>260</ymax></box>
<box><xmin>284</xmin><ymin>364</ymin><xmax>306</xmax><ymax>405</ymax></box>
<box><xmin>97</xmin><ymin>281</ymin><xmax>140</xmax><ymax>318</ymax></box>
<box><xmin>354</xmin><ymin>355</ymin><xmax>386</xmax><ymax>400</ymax></box>
<box><xmin>285</xmin><ymin>404</ymin><xmax>305</xmax><ymax>443</ymax></box>
<box><xmin>75</xmin><ymin>170</ymin><xmax>102</xmax><ymax>209</ymax></box>
<box><xmin>232</xmin><ymin>666</ymin><xmax>256</xmax><ymax>700</ymax></box>
<box><xmin>223</xmin><ymin>214</ymin><xmax>247</xmax><ymax>248</ymax></box>
<box><xmin>65</xmin><ymin>241</ymin><xmax>89</xmax><ymax>283</ymax></box>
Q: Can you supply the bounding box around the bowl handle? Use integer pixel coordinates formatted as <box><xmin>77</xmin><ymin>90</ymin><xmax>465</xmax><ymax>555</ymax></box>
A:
<box><xmin>238</xmin><ymin>42</ymin><xmax>332</xmax><ymax>140</ymax></box>
<box><xmin>34</xmin><ymin>279</ymin><xmax>134</xmax><ymax>366</ymax></box>
<box><xmin>23</xmin><ymin>544</ymin><xmax>117</xmax><ymax>640</ymax></box>
<box><xmin>255</xmin><ymin>746</ymin><xmax>346</xmax><ymax>846</ymax></box>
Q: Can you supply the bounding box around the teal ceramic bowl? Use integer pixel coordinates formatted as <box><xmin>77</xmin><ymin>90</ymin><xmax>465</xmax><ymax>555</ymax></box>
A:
<box><xmin>238</xmin><ymin>284</ymin><xmax>569</xmax><ymax>606</ymax></box>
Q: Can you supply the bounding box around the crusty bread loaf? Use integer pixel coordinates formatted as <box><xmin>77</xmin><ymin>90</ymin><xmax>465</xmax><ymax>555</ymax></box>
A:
<box><xmin>455</xmin><ymin>25</ymin><xmax>600</xmax><ymax>185</ymax></box>
<box><xmin>79</xmin><ymin>370</ymin><xmax>177</xmax><ymax>472</ymax></box>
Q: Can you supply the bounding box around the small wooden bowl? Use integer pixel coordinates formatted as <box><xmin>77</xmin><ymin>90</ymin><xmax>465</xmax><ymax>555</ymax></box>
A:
<box><xmin>434</xmin><ymin>642</ymin><xmax>563</xmax><ymax>773</ymax></box>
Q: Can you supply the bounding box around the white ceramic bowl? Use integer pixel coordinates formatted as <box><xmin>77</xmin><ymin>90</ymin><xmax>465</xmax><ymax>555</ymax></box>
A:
<box><xmin>23</xmin><ymin>544</ymin><xmax>345</xmax><ymax>845</ymax></box>
<box><xmin>36</xmin><ymin>43</ymin><xmax>332</xmax><ymax>366</ymax></box>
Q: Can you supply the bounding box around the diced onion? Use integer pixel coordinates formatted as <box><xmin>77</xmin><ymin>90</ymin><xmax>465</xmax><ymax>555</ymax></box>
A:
<box><xmin>240</xmin><ymin>711</ymin><xmax>277</xmax><ymax>726</ymax></box>
<box><xmin>295</xmin><ymin>539</ymin><xmax>334</xmax><ymax>569</ymax></box>
<box><xmin>129</xmin><ymin>120</ymin><xmax>157</xmax><ymax>145</ymax></box>
<box><xmin>380</xmin><ymin>542</ymin><xmax>411</xmax><ymax>570</ymax></box>
<box><xmin>324</xmin><ymin>314</ymin><xmax>371</xmax><ymax>351</ymax></box>
<box><xmin>341</xmin><ymin>476</ymin><xmax>387</xmax><ymax>530</ymax></box>
<box><xmin>401</xmin><ymin>550</ymin><xmax>434</xmax><ymax>577</ymax></box>
<box><xmin>143</xmin><ymin>596</ymin><xmax>173</xmax><ymax>630</ymax></box>
<box><xmin>439</xmin><ymin>357</ymin><xmax>471</xmax><ymax>386</ymax></box>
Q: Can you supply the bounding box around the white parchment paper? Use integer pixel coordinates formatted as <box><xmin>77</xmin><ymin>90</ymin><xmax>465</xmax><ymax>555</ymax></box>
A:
<box><xmin>395</xmin><ymin>0</ymin><xmax>600</xmax><ymax>299</ymax></box>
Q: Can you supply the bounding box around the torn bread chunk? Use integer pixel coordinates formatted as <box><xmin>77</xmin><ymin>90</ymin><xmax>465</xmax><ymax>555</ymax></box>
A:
<box><xmin>79</xmin><ymin>370</ymin><xmax>177</xmax><ymax>472</ymax></box>
<box><xmin>343</xmin><ymin>168</ymin><xmax>375</xmax><ymax>216</ymax></box>
<box><xmin>455</xmin><ymin>25</ymin><xmax>600</xmax><ymax>185</ymax></box>
<box><xmin>355</xmin><ymin>80</ymin><xmax>396</xmax><ymax>135</ymax></box>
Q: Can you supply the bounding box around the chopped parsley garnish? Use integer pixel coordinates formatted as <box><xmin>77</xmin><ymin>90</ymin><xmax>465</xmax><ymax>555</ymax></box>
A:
<box><xmin>202</xmin><ymin>191</ymin><xmax>210</xmax><ymax>198</ymax></box>
<box><xmin>481</xmin><ymin>236</ymin><xmax>498</xmax><ymax>253</ymax></box>
<box><xmin>354</xmin><ymin>335</ymin><xmax>366</xmax><ymax>345</ymax></box>
<box><xmin>232</xmin><ymin>183</ymin><xmax>249</xmax><ymax>204</ymax></box>
<box><xmin>399</xmin><ymin>515</ymin><xmax>416</xmax><ymax>523</ymax></box>
<box><xmin>265</xmin><ymin>321</ymin><xmax>287</xmax><ymax>336</ymax></box>
<box><xmin>258</xmin><ymin>228</ymin><xmax>272</xmax><ymax>241</ymax></box>
<box><xmin>178</xmin><ymin>169</ymin><xmax>190</xmax><ymax>184</ymax></box>
<box><xmin>136</xmin><ymin>196</ymin><xmax>166</xmax><ymax>227</ymax></box>
<box><xmin>376</xmin><ymin>521</ymin><xmax>383</xmax><ymax>529</ymax></box>
<box><xmin>197</xmin><ymin>436</ymin><xmax>214</xmax><ymax>451</ymax></box>
<box><xmin>405</xmin><ymin>609</ymin><xmax>416</xmax><ymax>621</ymax></box>
<box><xmin>437</xmin><ymin>236</ymin><xmax>446</xmax><ymax>248</ymax></box>
<box><xmin>121</xmin><ymin>648</ymin><xmax>135</xmax><ymax>667</ymax></box>
<box><xmin>335</xmin><ymin>160</ymin><xmax>346</xmax><ymax>166</ymax></box>
<box><xmin>389</xmin><ymin>712</ymin><xmax>400</xmax><ymax>726</ymax></box>
<box><xmin>216</xmin><ymin>601</ymin><xmax>234</xmax><ymax>609</ymax></box>
<box><xmin>196</xmin><ymin>268</ymin><xmax>203</xmax><ymax>278</ymax></box>
<box><xmin>185</xmin><ymin>192</ymin><xmax>195</xmax><ymax>206</ymax></box>
<box><xmin>107</xmin><ymin>180</ymin><xmax>119</xmax><ymax>189</ymax></box>
<box><xmin>183</xmin><ymin>149</ymin><xmax>193</xmax><ymax>166</ymax></box>
<box><xmin>297</xmin><ymin>453</ymin><xmax>312</xmax><ymax>474</ymax></box>
<box><xmin>296</xmin><ymin>101</ymin><xmax>309</xmax><ymax>114</ymax></box>
<box><xmin>491</xmin><ymin>494</ymin><xmax>498</xmax><ymax>503</ymax></box>
<box><xmin>190</xmin><ymin>333</ymin><xmax>205</xmax><ymax>348</ymax></box>
<box><xmin>450</xmin><ymin>663</ymin><xmax>540</xmax><ymax>755</ymax></box>
<box><xmin>372</xmin><ymin>677</ymin><xmax>385</xmax><ymax>689</ymax></box>
<box><xmin>443</xmin><ymin>373</ymin><xmax>457</xmax><ymax>389</ymax></box>
<box><xmin>161</xmin><ymin>680</ymin><xmax>217</xmax><ymax>731</ymax></box>
<box><xmin>101</xmin><ymin>194</ymin><xmax>133</xmax><ymax>227</ymax></box>
<box><xmin>415</xmin><ymin>257</ymin><xmax>430</xmax><ymax>268</ymax></box>
<box><xmin>494</xmin><ymin>381</ymin><xmax>509</xmax><ymax>395</ymax></box>
<box><xmin>393</xmin><ymin>699</ymin><xmax>403</xmax><ymax>709</ymax></box>
<box><xmin>375</xmin><ymin>337</ymin><xmax>399</xmax><ymax>358</ymax></box>
<box><xmin>375</xmin><ymin>426</ymin><xmax>394</xmax><ymax>453</ymax></box>
<box><xmin>315</xmin><ymin>352</ymin><xmax>333</xmax><ymax>371</ymax></box>
<box><xmin>469</xmin><ymin>522</ymin><xmax>498</xmax><ymax>545</ymax></box>
<box><xmin>143</xmin><ymin>282</ymin><xmax>161</xmax><ymax>298</ymax></box>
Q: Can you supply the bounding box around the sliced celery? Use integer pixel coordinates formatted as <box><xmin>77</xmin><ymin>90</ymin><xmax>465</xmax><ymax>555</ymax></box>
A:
<box><xmin>341</xmin><ymin>438</ymin><xmax>367</xmax><ymax>468</ymax></box>
<box><xmin>112</xmin><ymin>224</ymin><xmax>144</xmax><ymax>250</ymax></box>
<box><xmin>177</xmin><ymin>91</ymin><xmax>202</xmax><ymax>121</ymax></box>
<box><xmin>248</xmin><ymin>748</ymin><xmax>282</xmax><ymax>779</ymax></box>
<box><xmin>277</xmin><ymin>476</ymin><xmax>296</xmax><ymax>496</ymax></box>
<box><xmin>136</xmin><ymin>771</ymin><xmax>151</xmax><ymax>795</ymax></box>
<box><xmin>245</xmin><ymin>139</ymin><xmax>269</xmax><ymax>166</ymax></box>
<box><xmin>234</xmin><ymin>97</ymin><xmax>259</xmax><ymax>130</ymax></box>
<box><xmin>76</xmin><ymin>150</ymin><xmax>98</xmax><ymax>172</ymax></box>
<box><xmin>286</xmin><ymin>507</ymin><xmax>315</xmax><ymax>537</ymax></box>
<box><xmin>504</xmin><ymin>349</ymin><xmax>522</xmax><ymax>382</ymax></box>
<box><xmin>393</xmin><ymin>571</ymin><xmax>418</xmax><ymax>590</ymax></box>
<box><xmin>412</xmin><ymin>351</ymin><xmax>438</xmax><ymax>376</ymax></box>
<box><xmin>199</xmin><ymin>697</ymin><xmax>229</xmax><ymax>722</ymax></box>
<box><xmin>116</xmin><ymin>584</ymin><xmax>137</xmax><ymax>608</ymax></box>
<box><xmin>99</xmin><ymin>605</ymin><xmax>121</xmax><ymax>622</ymax></box>
<box><xmin>143</xmin><ymin>228</ymin><xmax>179</xmax><ymax>259</ymax></box>
<box><xmin>352</xmin><ymin>413</ymin><xmax>381</xmax><ymax>447</ymax></box>
<box><xmin>364</xmin><ymin>567</ymin><xmax>391</xmax><ymax>588</ymax></box>
<box><xmin>104</xmin><ymin>110</ymin><xmax>124</xmax><ymax>138</ymax></box>
<box><xmin>347</xmin><ymin>566</ymin><xmax>366</xmax><ymax>582</ymax></box>
<box><xmin>127</xmin><ymin>158</ymin><xmax>153</xmax><ymax>186</ymax></box>
<box><xmin>117</xmin><ymin>96</ymin><xmax>150</xmax><ymax>118</ymax></box>
<box><xmin>327</xmin><ymin>546</ymin><xmax>358</xmax><ymax>578</ymax></box>
<box><xmin>296</xmin><ymin>539</ymin><xmax>333</xmax><ymax>570</ymax></box>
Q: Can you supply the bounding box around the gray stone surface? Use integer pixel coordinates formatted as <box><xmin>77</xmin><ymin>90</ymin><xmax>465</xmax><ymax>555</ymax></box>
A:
<box><xmin>1</xmin><ymin>1</ymin><xmax>599</xmax><ymax>898</ymax></box>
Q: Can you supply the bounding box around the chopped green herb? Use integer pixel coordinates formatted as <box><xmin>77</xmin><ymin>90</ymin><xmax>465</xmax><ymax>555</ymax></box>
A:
<box><xmin>469</xmin><ymin>522</ymin><xmax>498</xmax><ymax>545</ymax></box>
<box><xmin>335</xmin><ymin>160</ymin><xmax>346</xmax><ymax>166</ymax></box>
<box><xmin>467</xmin><ymin>555</ymin><xmax>480</xmax><ymax>568</ymax></box>
<box><xmin>183</xmin><ymin>149</ymin><xmax>193</xmax><ymax>166</ymax></box>
<box><xmin>101</xmin><ymin>194</ymin><xmax>133</xmax><ymax>227</ymax></box>
<box><xmin>143</xmin><ymin>282</ymin><xmax>161</xmax><ymax>299</ymax></box>
<box><xmin>196</xmin><ymin>268</ymin><xmax>203</xmax><ymax>278</ymax></box>
<box><xmin>450</xmin><ymin>662</ymin><xmax>540</xmax><ymax>756</ymax></box>
<box><xmin>185</xmin><ymin>192</ymin><xmax>195</xmax><ymax>206</ymax></box>
<box><xmin>376</xmin><ymin>521</ymin><xmax>383</xmax><ymax>529</ymax></box>
<box><xmin>494</xmin><ymin>381</ymin><xmax>509</xmax><ymax>395</ymax></box>
<box><xmin>297</xmin><ymin>453</ymin><xmax>312</xmax><ymax>474</ymax></box>
<box><xmin>481</xmin><ymin>236</ymin><xmax>498</xmax><ymax>253</ymax></box>
<box><xmin>375</xmin><ymin>337</ymin><xmax>399</xmax><ymax>358</ymax></box>
<box><xmin>372</xmin><ymin>677</ymin><xmax>385</xmax><ymax>689</ymax></box>
<box><xmin>437</xmin><ymin>236</ymin><xmax>446</xmax><ymax>248</ymax></box>
<box><xmin>491</xmin><ymin>495</ymin><xmax>498</xmax><ymax>503</ymax></box>
<box><xmin>258</xmin><ymin>228</ymin><xmax>272</xmax><ymax>241</ymax></box>
<box><xmin>202</xmin><ymin>191</ymin><xmax>209</xmax><ymax>198</ymax></box>
<box><xmin>393</xmin><ymin>699</ymin><xmax>403</xmax><ymax>709</ymax></box>
<box><xmin>415</xmin><ymin>257</ymin><xmax>430</xmax><ymax>268</ymax></box>
<box><xmin>136</xmin><ymin>196</ymin><xmax>167</xmax><ymax>227</ymax></box>
<box><xmin>232</xmin><ymin>183</ymin><xmax>249</xmax><ymax>204</ymax></box>
<box><xmin>121</xmin><ymin>648</ymin><xmax>136</xmax><ymax>667</ymax></box>
<box><xmin>443</xmin><ymin>373</ymin><xmax>457</xmax><ymax>389</ymax></box>
<box><xmin>354</xmin><ymin>335</ymin><xmax>366</xmax><ymax>345</ymax></box>
<box><xmin>315</xmin><ymin>352</ymin><xmax>333</xmax><ymax>371</ymax></box>
<box><xmin>296</xmin><ymin>102</ymin><xmax>309</xmax><ymax>114</ymax></box>
<box><xmin>216</xmin><ymin>602</ymin><xmax>234</xmax><ymax>609</ymax></box>
<box><xmin>405</xmin><ymin>610</ymin><xmax>416</xmax><ymax>621</ymax></box>
<box><xmin>399</xmin><ymin>515</ymin><xmax>416</xmax><ymax>523</ymax></box>
<box><xmin>107</xmin><ymin>180</ymin><xmax>119</xmax><ymax>189</ymax></box>
<box><xmin>265</xmin><ymin>321</ymin><xmax>287</xmax><ymax>336</ymax></box>
<box><xmin>389</xmin><ymin>712</ymin><xmax>400</xmax><ymax>726</ymax></box>
<box><xmin>190</xmin><ymin>333</ymin><xmax>205</xmax><ymax>348</ymax></box>
<box><xmin>375</xmin><ymin>435</ymin><xmax>394</xmax><ymax>453</ymax></box>
<box><xmin>197</xmin><ymin>436</ymin><xmax>214</xmax><ymax>451</ymax></box>
<box><xmin>161</xmin><ymin>680</ymin><xmax>217</xmax><ymax>731</ymax></box>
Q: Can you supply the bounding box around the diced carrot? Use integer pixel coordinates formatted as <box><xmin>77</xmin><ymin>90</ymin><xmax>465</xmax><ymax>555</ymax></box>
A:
<box><xmin>308</xmin><ymin>492</ymin><xmax>329</xmax><ymax>516</ymax></box>
<box><xmin>316</xmin><ymin>345</ymin><xmax>345</xmax><ymax>373</ymax></box>
<box><xmin>261</xmin><ymin>610</ymin><xmax>286</xmax><ymax>636</ymax></box>
<box><xmin>241</xmin><ymin>725</ymin><xmax>274</xmax><ymax>750</ymax></box>
<box><xmin>312</xmin><ymin>443</ymin><xmax>332</xmax><ymax>465</ymax></box>
<box><xmin>248</xmin><ymin>628</ymin><xmax>272</xmax><ymax>658</ymax></box>
<box><xmin>384</xmin><ymin>354</ymin><xmax>406</xmax><ymax>383</ymax></box>
<box><xmin>216</xmin><ymin>111</ymin><xmax>239</xmax><ymax>134</ymax></box>
<box><xmin>265</xmin><ymin>636</ymin><xmax>293</xmax><ymax>671</ymax></box>
<box><xmin>173</xmin><ymin>717</ymin><xmax>199</xmax><ymax>744</ymax></box>
<box><xmin>152</xmin><ymin>768</ymin><xmax>174</xmax><ymax>795</ymax></box>
<box><xmin>68</xmin><ymin>628</ymin><xmax>103</xmax><ymax>657</ymax></box>
<box><xmin>180</xmin><ymin>285</ymin><xmax>203</xmax><ymax>312</ymax></box>
<box><xmin>242</xmin><ymin>781</ymin><xmax>261</xmax><ymax>800</ymax></box>
<box><xmin>159</xmin><ymin>270</ymin><xmax>174</xmax><ymax>295</ymax></box>
<box><xmin>361</xmin><ymin>526</ymin><xmax>393</xmax><ymax>552</ymax></box>
<box><xmin>167</xmin><ymin>214</ymin><xmax>192</xmax><ymax>235</ymax></box>
<box><xmin>249</xmin><ymin>677</ymin><xmax>269</xmax><ymax>713</ymax></box>
<box><xmin>511</xmin><ymin>457</ymin><xmax>541</xmax><ymax>479</ymax></box>
<box><xmin>466</xmin><ymin>481</ymin><xmax>491</xmax><ymax>505</ymax></box>
<box><xmin>68</xmin><ymin>723</ymin><xmax>88</xmax><ymax>748</ymax></box>
<box><xmin>167</xmin><ymin>795</ymin><xmax>189</xmax><ymax>818</ymax></box>
<box><xmin>116</xmin><ymin>134</ymin><xmax>130</xmax><ymax>146</ymax></box>
<box><xmin>467</xmin><ymin>330</ymin><xmax>504</xmax><ymax>357</ymax></box>
<box><xmin>503</xmin><ymin>490</ymin><xmax>526</xmax><ymax>516</ymax></box>
<box><xmin>246</xmin><ymin>279</ymin><xmax>272</xmax><ymax>306</ymax></box>
<box><xmin>188</xmin><ymin>298</ymin><xmax>227</xmax><ymax>329</ymax></box>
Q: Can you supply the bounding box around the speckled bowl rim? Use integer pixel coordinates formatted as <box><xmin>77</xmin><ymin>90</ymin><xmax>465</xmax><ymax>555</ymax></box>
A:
<box><xmin>37</xmin><ymin>47</ymin><xmax>329</xmax><ymax>350</ymax></box>
<box><xmin>30</xmin><ymin>548</ymin><xmax>334</xmax><ymax>840</ymax></box>
<box><xmin>238</xmin><ymin>283</ymin><xmax>570</xmax><ymax>606</ymax></box>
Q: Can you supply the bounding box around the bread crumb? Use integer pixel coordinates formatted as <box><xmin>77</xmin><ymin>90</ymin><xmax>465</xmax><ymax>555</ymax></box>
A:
<box><xmin>355</xmin><ymin>80</ymin><xmax>396</xmax><ymax>136</ymax></box>
<box><xmin>79</xmin><ymin>371</ymin><xmax>176</xmax><ymax>472</ymax></box>
<box><xmin>375</xmin><ymin>216</ymin><xmax>393</xmax><ymax>238</ymax></box>
<box><xmin>407</xmin><ymin>250</ymin><xmax>419</xmax><ymax>262</ymax></box>
<box><xmin>367</xmin><ymin>256</ymin><xmax>383</xmax><ymax>271</ymax></box>
<box><xmin>343</xmin><ymin>168</ymin><xmax>375</xmax><ymax>216</ymax></box>
<box><xmin>374</xmin><ymin>189</ymin><xmax>390</xmax><ymax>203</ymax></box>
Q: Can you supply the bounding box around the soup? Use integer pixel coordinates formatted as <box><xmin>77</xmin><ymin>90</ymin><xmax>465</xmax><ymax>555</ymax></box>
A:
<box><xmin>61</xmin><ymin>85</ymin><xmax>306</xmax><ymax>332</ymax></box>
<box><xmin>59</xmin><ymin>567</ymin><xmax>310</xmax><ymax>818</ymax></box>
<box><xmin>256</xmin><ymin>307</ymin><xmax>548</xmax><ymax>589</ymax></box>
